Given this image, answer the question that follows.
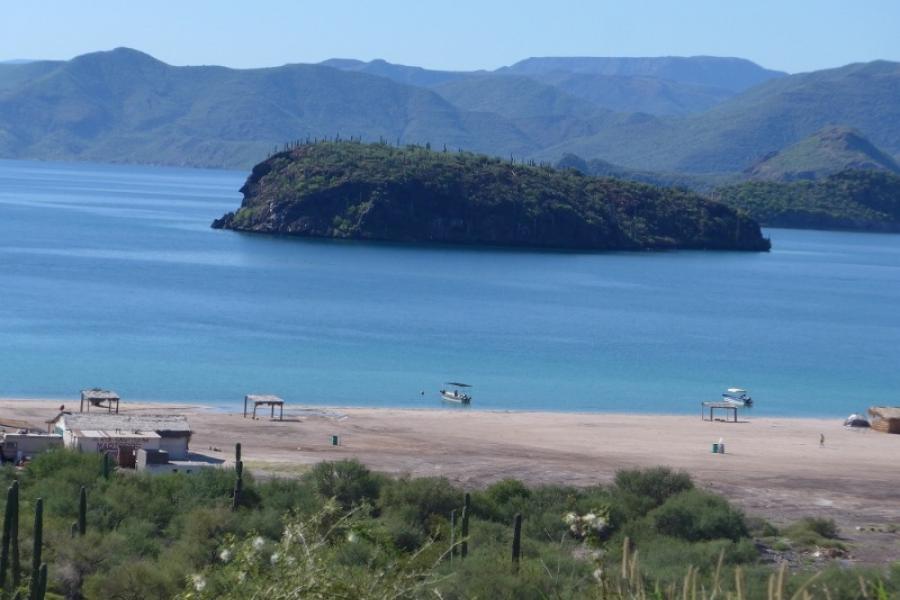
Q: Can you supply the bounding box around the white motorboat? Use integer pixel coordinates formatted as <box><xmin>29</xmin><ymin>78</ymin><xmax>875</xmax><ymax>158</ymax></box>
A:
<box><xmin>721</xmin><ymin>388</ymin><xmax>753</xmax><ymax>407</ymax></box>
<box><xmin>440</xmin><ymin>382</ymin><xmax>472</xmax><ymax>405</ymax></box>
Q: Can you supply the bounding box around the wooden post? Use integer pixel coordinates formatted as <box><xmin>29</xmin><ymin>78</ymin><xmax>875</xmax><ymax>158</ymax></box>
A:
<box><xmin>243</xmin><ymin>396</ymin><xmax>248</xmax><ymax>418</ymax></box>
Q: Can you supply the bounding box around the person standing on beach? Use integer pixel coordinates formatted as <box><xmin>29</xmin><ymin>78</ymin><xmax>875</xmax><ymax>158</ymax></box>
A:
<box><xmin>820</xmin><ymin>433</ymin><xmax>825</xmax><ymax>447</ymax></box>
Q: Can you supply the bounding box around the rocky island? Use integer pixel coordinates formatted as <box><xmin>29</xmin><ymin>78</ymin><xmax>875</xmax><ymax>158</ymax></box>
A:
<box><xmin>213</xmin><ymin>142</ymin><xmax>771</xmax><ymax>251</ymax></box>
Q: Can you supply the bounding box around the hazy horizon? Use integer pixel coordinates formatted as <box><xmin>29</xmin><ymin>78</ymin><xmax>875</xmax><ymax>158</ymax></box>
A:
<box><xmin>2</xmin><ymin>0</ymin><xmax>899</xmax><ymax>74</ymax></box>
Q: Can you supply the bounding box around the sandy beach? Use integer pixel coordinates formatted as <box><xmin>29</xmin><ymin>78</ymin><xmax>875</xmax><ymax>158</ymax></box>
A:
<box><xmin>2</xmin><ymin>399</ymin><xmax>898</xmax><ymax>563</ymax></box>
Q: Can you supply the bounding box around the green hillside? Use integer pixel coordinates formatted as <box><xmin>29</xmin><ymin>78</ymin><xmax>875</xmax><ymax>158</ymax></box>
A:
<box><xmin>2</xmin><ymin>49</ymin><xmax>900</xmax><ymax>183</ymax></box>
<box><xmin>431</xmin><ymin>75</ymin><xmax>615</xmax><ymax>147</ymax></box>
<box><xmin>213</xmin><ymin>141</ymin><xmax>770</xmax><ymax>251</ymax></box>
<box><xmin>545</xmin><ymin>61</ymin><xmax>900</xmax><ymax>173</ymax></box>
<box><xmin>744</xmin><ymin>126</ymin><xmax>900</xmax><ymax>181</ymax></box>
<box><xmin>528</xmin><ymin>71</ymin><xmax>735</xmax><ymax>115</ymax></box>
<box><xmin>713</xmin><ymin>170</ymin><xmax>900</xmax><ymax>231</ymax></box>
<box><xmin>323</xmin><ymin>57</ymin><xmax>750</xmax><ymax>116</ymax></box>
<box><xmin>318</xmin><ymin>58</ymin><xmax>471</xmax><ymax>87</ymax></box>
<box><xmin>0</xmin><ymin>48</ymin><xmax>534</xmax><ymax>168</ymax></box>
<box><xmin>557</xmin><ymin>153</ymin><xmax>736</xmax><ymax>192</ymax></box>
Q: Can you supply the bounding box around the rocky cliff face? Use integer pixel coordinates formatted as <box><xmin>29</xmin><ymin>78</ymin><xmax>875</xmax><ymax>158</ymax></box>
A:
<box><xmin>213</xmin><ymin>142</ymin><xmax>770</xmax><ymax>252</ymax></box>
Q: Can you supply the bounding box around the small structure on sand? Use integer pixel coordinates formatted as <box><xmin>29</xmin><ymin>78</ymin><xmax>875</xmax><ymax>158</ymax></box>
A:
<box><xmin>48</xmin><ymin>413</ymin><xmax>193</xmax><ymax>459</ymax></box>
<box><xmin>868</xmin><ymin>407</ymin><xmax>900</xmax><ymax>434</ymax></box>
<box><xmin>244</xmin><ymin>394</ymin><xmax>284</xmax><ymax>421</ymax></box>
<box><xmin>701</xmin><ymin>401</ymin><xmax>740</xmax><ymax>423</ymax></box>
<box><xmin>0</xmin><ymin>433</ymin><xmax>62</xmax><ymax>462</ymax></box>
<box><xmin>80</xmin><ymin>388</ymin><xmax>120</xmax><ymax>414</ymax></box>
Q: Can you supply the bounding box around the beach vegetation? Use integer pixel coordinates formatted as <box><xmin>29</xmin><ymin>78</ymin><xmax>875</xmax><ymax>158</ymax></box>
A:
<box><xmin>0</xmin><ymin>452</ymin><xmax>895</xmax><ymax>599</ymax></box>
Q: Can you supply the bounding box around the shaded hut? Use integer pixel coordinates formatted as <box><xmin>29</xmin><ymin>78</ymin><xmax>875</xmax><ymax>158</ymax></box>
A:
<box><xmin>867</xmin><ymin>407</ymin><xmax>900</xmax><ymax>434</ymax></box>
<box><xmin>80</xmin><ymin>388</ymin><xmax>120</xmax><ymax>413</ymax></box>
<box><xmin>244</xmin><ymin>395</ymin><xmax>284</xmax><ymax>420</ymax></box>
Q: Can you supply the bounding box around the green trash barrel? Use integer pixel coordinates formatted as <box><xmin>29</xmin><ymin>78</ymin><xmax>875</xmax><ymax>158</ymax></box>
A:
<box><xmin>331</xmin><ymin>435</ymin><xmax>339</xmax><ymax>446</ymax></box>
<box><xmin>711</xmin><ymin>443</ymin><xmax>719</xmax><ymax>453</ymax></box>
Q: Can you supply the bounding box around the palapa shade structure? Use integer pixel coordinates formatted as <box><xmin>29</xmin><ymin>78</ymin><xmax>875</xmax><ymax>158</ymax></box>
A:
<box><xmin>867</xmin><ymin>407</ymin><xmax>900</xmax><ymax>434</ymax></box>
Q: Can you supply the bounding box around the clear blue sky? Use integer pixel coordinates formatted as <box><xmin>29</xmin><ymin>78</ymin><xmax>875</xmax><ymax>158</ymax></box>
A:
<box><xmin>2</xmin><ymin>0</ymin><xmax>898</xmax><ymax>73</ymax></box>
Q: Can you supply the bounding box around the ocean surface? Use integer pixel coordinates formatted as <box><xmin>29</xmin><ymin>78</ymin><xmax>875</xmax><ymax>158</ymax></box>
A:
<box><xmin>1</xmin><ymin>159</ymin><xmax>897</xmax><ymax>417</ymax></box>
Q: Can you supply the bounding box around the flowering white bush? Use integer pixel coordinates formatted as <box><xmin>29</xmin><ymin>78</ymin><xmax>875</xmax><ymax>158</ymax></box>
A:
<box><xmin>563</xmin><ymin>508</ymin><xmax>610</xmax><ymax>542</ymax></box>
<box><xmin>177</xmin><ymin>507</ymin><xmax>435</xmax><ymax>599</ymax></box>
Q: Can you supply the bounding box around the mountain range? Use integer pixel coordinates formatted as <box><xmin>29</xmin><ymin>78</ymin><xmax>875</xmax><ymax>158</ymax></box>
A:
<box><xmin>1</xmin><ymin>48</ymin><xmax>898</xmax><ymax>177</ymax></box>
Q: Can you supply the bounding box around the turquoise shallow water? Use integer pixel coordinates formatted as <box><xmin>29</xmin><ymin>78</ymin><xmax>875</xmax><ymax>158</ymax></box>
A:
<box><xmin>0</xmin><ymin>158</ymin><xmax>898</xmax><ymax>416</ymax></box>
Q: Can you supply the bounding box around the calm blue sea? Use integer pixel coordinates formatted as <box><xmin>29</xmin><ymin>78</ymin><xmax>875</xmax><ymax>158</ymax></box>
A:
<box><xmin>0</xmin><ymin>159</ymin><xmax>897</xmax><ymax>416</ymax></box>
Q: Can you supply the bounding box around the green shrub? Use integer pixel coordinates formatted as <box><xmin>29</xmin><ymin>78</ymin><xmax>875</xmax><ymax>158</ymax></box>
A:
<box><xmin>784</xmin><ymin>517</ymin><xmax>843</xmax><ymax>549</ymax></box>
<box><xmin>613</xmin><ymin>467</ymin><xmax>694</xmax><ymax>510</ymax></box>
<box><xmin>745</xmin><ymin>515</ymin><xmax>779</xmax><ymax>538</ymax></box>
<box><xmin>306</xmin><ymin>459</ymin><xmax>382</xmax><ymax>509</ymax></box>
<box><xmin>378</xmin><ymin>476</ymin><xmax>459</xmax><ymax>529</ymax></box>
<box><xmin>798</xmin><ymin>517</ymin><xmax>839</xmax><ymax>539</ymax></box>
<box><xmin>650</xmin><ymin>489</ymin><xmax>748</xmax><ymax>542</ymax></box>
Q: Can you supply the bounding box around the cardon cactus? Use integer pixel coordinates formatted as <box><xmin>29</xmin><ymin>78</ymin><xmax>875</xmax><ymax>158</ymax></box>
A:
<box><xmin>232</xmin><ymin>460</ymin><xmax>244</xmax><ymax>512</ymax></box>
<box><xmin>11</xmin><ymin>482</ymin><xmax>19</xmax><ymax>588</ymax></box>
<box><xmin>78</xmin><ymin>486</ymin><xmax>87</xmax><ymax>536</ymax></box>
<box><xmin>36</xmin><ymin>563</ymin><xmax>47</xmax><ymax>600</ymax></box>
<box><xmin>511</xmin><ymin>513</ymin><xmax>522</xmax><ymax>572</ymax></box>
<box><xmin>460</xmin><ymin>492</ymin><xmax>471</xmax><ymax>559</ymax></box>
<box><xmin>0</xmin><ymin>483</ymin><xmax>14</xmax><ymax>588</ymax></box>
<box><xmin>29</xmin><ymin>498</ymin><xmax>43</xmax><ymax>600</ymax></box>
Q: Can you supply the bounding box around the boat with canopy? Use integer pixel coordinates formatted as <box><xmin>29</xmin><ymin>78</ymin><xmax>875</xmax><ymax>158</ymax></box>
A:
<box><xmin>440</xmin><ymin>382</ymin><xmax>472</xmax><ymax>405</ymax></box>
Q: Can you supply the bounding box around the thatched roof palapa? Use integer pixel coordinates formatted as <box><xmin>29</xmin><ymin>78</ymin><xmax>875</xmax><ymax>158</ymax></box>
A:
<box><xmin>868</xmin><ymin>407</ymin><xmax>900</xmax><ymax>434</ymax></box>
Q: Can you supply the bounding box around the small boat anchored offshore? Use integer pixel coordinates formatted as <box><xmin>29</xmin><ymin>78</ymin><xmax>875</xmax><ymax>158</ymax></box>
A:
<box><xmin>440</xmin><ymin>382</ymin><xmax>472</xmax><ymax>405</ymax></box>
<box><xmin>721</xmin><ymin>388</ymin><xmax>753</xmax><ymax>407</ymax></box>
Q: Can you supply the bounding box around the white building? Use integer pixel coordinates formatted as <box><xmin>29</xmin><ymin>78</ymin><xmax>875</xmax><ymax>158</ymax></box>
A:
<box><xmin>48</xmin><ymin>413</ymin><xmax>193</xmax><ymax>460</ymax></box>
<box><xmin>1</xmin><ymin>433</ymin><xmax>63</xmax><ymax>461</ymax></box>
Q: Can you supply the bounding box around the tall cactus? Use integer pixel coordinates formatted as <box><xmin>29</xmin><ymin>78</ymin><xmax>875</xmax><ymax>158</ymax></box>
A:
<box><xmin>511</xmin><ymin>513</ymin><xmax>522</xmax><ymax>572</ymax></box>
<box><xmin>232</xmin><ymin>460</ymin><xmax>244</xmax><ymax>512</ymax></box>
<box><xmin>36</xmin><ymin>563</ymin><xmax>47</xmax><ymax>600</ymax></box>
<box><xmin>78</xmin><ymin>486</ymin><xmax>87</xmax><ymax>536</ymax></box>
<box><xmin>29</xmin><ymin>498</ymin><xmax>43</xmax><ymax>600</ymax></box>
<box><xmin>449</xmin><ymin>509</ymin><xmax>456</xmax><ymax>559</ymax></box>
<box><xmin>101</xmin><ymin>453</ymin><xmax>110</xmax><ymax>479</ymax></box>
<box><xmin>460</xmin><ymin>492</ymin><xmax>470</xmax><ymax>559</ymax></box>
<box><xmin>10</xmin><ymin>481</ymin><xmax>19</xmax><ymax>589</ymax></box>
<box><xmin>1</xmin><ymin>483</ymin><xmax>14</xmax><ymax>588</ymax></box>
